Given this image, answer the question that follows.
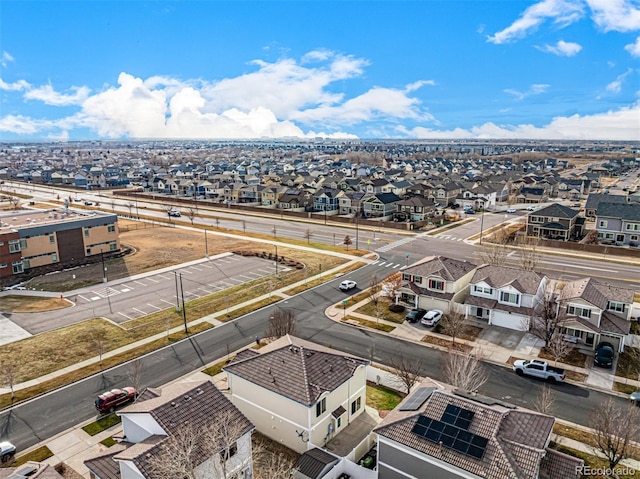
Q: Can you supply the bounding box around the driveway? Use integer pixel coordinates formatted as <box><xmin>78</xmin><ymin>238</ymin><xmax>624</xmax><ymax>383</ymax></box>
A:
<box><xmin>471</xmin><ymin>326</ymin><xmax>528</xmax><ymax>363</ymax></box>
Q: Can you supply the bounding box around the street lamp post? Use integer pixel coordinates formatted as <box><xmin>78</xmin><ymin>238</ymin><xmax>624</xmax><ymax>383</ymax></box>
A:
<box><xmin>100</xmin><ymin>249</ymin><xmax>107</xmax><ymax>283</ymax></box>
<box><xmin>274</xmin><ymin>245</ymin><xmax>279</xmax><ymax>279</ymax></box>
<box><xmin>204</xmin><ymin>229</ymin><xmax>209</xmax><ymax>259</ymax></box>
<box><xmin>479</xmin><ymin>210</ymin><xmax>485</xmax><ymax>245</ymax></box>
<box><xmin>179</xmin><ymin>273</ymin><xmax>187</xmax><ymax>334</ymax></box>
<box><xmin>355</xmin><ymin>212</ymin><xmax>359</xmax><ymax>251</ymax></box>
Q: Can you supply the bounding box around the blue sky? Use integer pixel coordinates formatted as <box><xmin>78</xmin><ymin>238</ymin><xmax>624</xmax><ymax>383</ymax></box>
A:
<box><xmin>1</xmin><ymin>0</ymin><xmax>639</xmax><ymax>141</ymax></box>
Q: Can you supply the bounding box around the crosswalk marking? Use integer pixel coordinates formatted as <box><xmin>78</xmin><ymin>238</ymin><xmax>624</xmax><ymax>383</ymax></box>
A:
<box><xmin>376</xmin><ymin>236</ymin><xmax>416</xmax><ymax>253</ymax></box>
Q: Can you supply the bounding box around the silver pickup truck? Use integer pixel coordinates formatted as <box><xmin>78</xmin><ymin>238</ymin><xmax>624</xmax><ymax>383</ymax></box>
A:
<box><xmin>513</xmin><ymin>359</ymin><xmax>566</xmax><ymax>383</ymax></box>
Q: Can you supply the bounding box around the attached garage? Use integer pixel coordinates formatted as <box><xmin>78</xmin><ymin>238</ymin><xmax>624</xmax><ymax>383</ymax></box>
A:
<box><xmin>490</xmin><ymin>311</ymin><xmax>528</xmax><ymax>331</ymax></box>
<box><xmin>598</xmin><ymin>333</ymin><xmax>622</xmax><ymax>352</ymax></box>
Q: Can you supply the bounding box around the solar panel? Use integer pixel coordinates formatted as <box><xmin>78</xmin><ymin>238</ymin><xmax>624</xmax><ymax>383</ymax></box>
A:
<box><xmin>399</xmin><ymin>387</ymin><xmax>436</xmax><ymax>411</ymax></box>
<box><xmin>411</xmin><ymin>414</ymin><xmax>488</xmax><ymax>461</ymax></box>
<box><xmin>442</xmin><ymin>404</ymin><xmax>475</xmax><ymax>431</ymax></box>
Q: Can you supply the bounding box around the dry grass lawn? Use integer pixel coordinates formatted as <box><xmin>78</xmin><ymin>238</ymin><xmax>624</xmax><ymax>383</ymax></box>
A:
<box><xmin>0</xmin><ymin>296</ymin><xmax>71</xmax><ymax>313</ymax></box>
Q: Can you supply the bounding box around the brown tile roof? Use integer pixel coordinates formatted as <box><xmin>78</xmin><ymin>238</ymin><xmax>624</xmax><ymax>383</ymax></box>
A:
<box><xmin>84</xmin><ymin>445</ymin><xmax>128</xmax><ymax>479</ymax></box>
<box><xmin>375</xmin><ymin>388</ymin><xmax>554</xmax><ymax>479</ymax></box>
<box><xmin>0</xmin><ymin>463</ymin><xmax>65</xmax><ymax>479</ymax></box>
<box><xmin>600</xmin><ymin>311</ymin><xmax>631</xmax><ymax>336</ymax></box>
<box><xmin>223</xmin><ymin>342</ymin><xmax>367</xmax><ymax>406</ymax></box>
<box><xmin>465</xmin><ymin>295</ymin><xmax>534</xmax><ymax>317</ymax></box>
<box><xmin>404</xmin><ymin>256</ymin><xmax>477</xmax><ymax>281</ymax></box>
<box><xmin>293</xmin><ymin>447</ymin><xmax>340</xmax><ymax>479</ymax></box>
<box><xmin>539</xmin><ymin>448</ymin><xmax>583</xmax><ymax>479</ymax></box>
<box><xmin>471</xmin><ymin>265</ymin><xmax>545</xmax><ymax>295</ymax></box>
<box><xmin>404</xmin><ymin>281</ymin><xmax>454</xmax><ymax>301</ymax></box>
<box><xmin>558</xmin><ymin>277</ymin><xmax>634</xmax><ymax>310</ymax></box>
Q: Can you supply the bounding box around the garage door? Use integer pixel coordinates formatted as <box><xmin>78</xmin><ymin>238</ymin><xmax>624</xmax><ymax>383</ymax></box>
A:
<box><xmin>490</xmin><ymin>311</ymin><xmax>527</xmax><ymax>331</ymax></box>
<box><xmin>599</xmin><ymin>334</ymin><xmax>621</xmax><ymax>352</ymax></box>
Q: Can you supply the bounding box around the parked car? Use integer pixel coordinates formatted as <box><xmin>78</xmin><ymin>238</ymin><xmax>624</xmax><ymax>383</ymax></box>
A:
<box><xmin>0</xmin><ymin>441</ymin><xmax>16</xmax><ymax>464</ymax></box>
<box><xmin>526</xmin><ymin>205</ymin><xmax>537</xmax><ymax>211</ymax></box>
<box><xmin>84</xmin><ymin>200</ymin><xmax>93</xmax><ymax>206</ymax></box>
<box><xmin>594</xmin><ymin>342</ymin><xmax>614</xmax><ymax>368</ymax></box>
<box><xmin>630</xmin><ymin>392</ymin><xmax>640</xmax><ymax>406</ymax></box>
<box><xmin>420</xmin><ymin>309</ymin><xmax>443</xmax><ymax>327</ymax></box>
<box><xmin>571</xmin><ymin>203</ymin><xmax>581</xmax><ymax>208</ymax></box>
<box><xmin>168</xmin><ymin>209</ymin><xmax>181</xmax><ymax>217</ymax></box>
<box><xmin>506</xmin><ymin>207</ymin><xmax>517</xmax><ymax>213</ymax></box>
<box><xmin>513</xmin><ymin>359</ymin><xmax>566</xmax><ymax>383</ymax></box>
<box><xmin>339</xmin><ymin>280</ymin><xmax>357</xmax><ymax>291</ymax></box>
<box><xmin>405</xmin><ymin>308</ymin><xmax>427</xmax><ymax>323</ymax></box>
<box><xmin>95</xmin><ymin>387</ymin><xmax>137</xmax><ymax>413</ymax></box>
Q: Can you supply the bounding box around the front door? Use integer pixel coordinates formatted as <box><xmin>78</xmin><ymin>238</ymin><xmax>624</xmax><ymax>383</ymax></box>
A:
<box><xmin>476</xmin><ymin>308</ymin><xmax>483</xmax><ymax>318</ymax></box>
<box><xmin>616</xmin><ymin>234</ymin><xmax>625</xmax><ymax>243</ymax></box>
<box><xmin>585</xmin><ymin>333</ymin><xmax>595</xmax><ymax>346</ymax></box>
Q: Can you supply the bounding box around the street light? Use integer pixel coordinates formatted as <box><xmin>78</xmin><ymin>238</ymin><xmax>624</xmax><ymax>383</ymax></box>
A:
<box><xmin>479</xmin><ymin>210</ymin><xmax>485</xmax><ymax>245</ymax></box>
<box><xmin>274</xmin><ymin>245</ymin><xmax>279</xmax><ymax>279</ymax></box>
<box><xmin>100</xmin><ymin>248</ymin><xmax>107</xmax><ymax>283</ymax></box>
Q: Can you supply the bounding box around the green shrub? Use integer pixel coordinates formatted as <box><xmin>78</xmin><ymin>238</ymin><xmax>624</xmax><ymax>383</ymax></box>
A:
<box><xmin>388</xmin><ymin>303</ymin><xmax>405</xmax><ymax>313</ymax></box>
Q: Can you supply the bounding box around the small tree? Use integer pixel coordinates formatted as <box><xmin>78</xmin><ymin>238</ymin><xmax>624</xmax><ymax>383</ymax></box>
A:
<box><xmin>271</xmin><ymin>225</ymin><xmax>277</xmax><ymax>238</ymax></box>
<box><xmin>1</xmin><ymin>362</ymin><xmax>17</xmax><ymax>403</ymax></box>
<box><xmin>215</xmin><ymin>217</ymin><xmax>221</xmax><ymax>229</ymax></box>
<box><xmin>242</xmin><ymin>220</ymin><xmax>247</xmax><ymax>233</ymax></box>
<box><xmin>388</xmin><ymin>354</ymin><xmax>423</xmax><ymax>394</ymax></box>
<box><xmin>443</xmin><ymin>352</ymin><xmax>488</xmax><ymax>393</ymax></box>
<box><xmin>440</xmin><ymin>311</ymin><xmax>467</xmax><ymax>345</ymax></box>
<box><xmin>381</xmin><ymin>271</ymin><xmax>403</xmax><ymax>302</ymax></box>
<box><xmin>546</xmin><ymin>332</ymin><xmax>572</xmax><ymax>366</ymax></box>
<box><xmin>590</xmin><ymin>398</ymin><xmax>640</xmax><ymax>470</ymax></box>
<box><xmin>186</xmin><ymin>207</ymin><xmax>197</xmax><ymax>226</ymax></box>
<box><xmin>343</xmin><ymin>235</ymin><xmax>352</xmax><ymax>250</ymax></box>
<box><xmin>93</xmin><ymin>329</ymin><xmax>107</xmax><ymax>370</ymax></box>
<box><xmin>518</xmin><ymin>235</ymin><xmax>540</xmax><ymax>271</ymax></box>
<box><xmin>127</xmin><ymin>358</ymin><xmax>144</xmax><ymax>395</ymax></box>
<box><xmin>126</xmin><ymin>201</ymin><xmax>135</xmax><ymax>217</ymax></box>
<box><xmin>368</xmin><ymin>274</ymin><xmax>385</xmax><ymax>323</ymax></box>
<box><xmin>304</xmin><ymin>229</ymin><xmax>313</xmax><ymax>244</ymax></box>
<box><xmin>479</xmin><ymin>229</ymin><xmax>509</xmax><ymax>265</ymax></box>
<box><xmin>532</xmin><ymin>384</ymin><xmax>555</xmax><ymax>415</ymax></box>
<box><xmin>265</xmin><ymin>308</ymin><xmax>297</xmax><ymax>339</ymax></box>
<box><xmin>9</xmin><ymin>196</ymin><xmax>20</xmax><ymax>210</ymax></box>
<box><xmin>527</xmin><ymin>282</ymin><xmax>566</xmax><ymax>344</ymax></box>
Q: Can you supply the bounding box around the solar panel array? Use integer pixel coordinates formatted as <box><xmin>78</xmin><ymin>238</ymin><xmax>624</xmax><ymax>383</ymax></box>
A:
<box><xmin>398</xmin><ymin>387</ymin><xmax>436</xmax><ymax>411</ymax></box>
<box><xmin>411</xmin><ymin>405</ymin><xmax>488</xmax><ymax>460</ymax></box>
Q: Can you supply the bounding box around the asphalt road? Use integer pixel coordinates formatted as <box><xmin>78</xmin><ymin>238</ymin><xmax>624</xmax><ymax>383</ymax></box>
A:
<box><xmin>0</xmin><ymin>262</ymin><xmax>630</xmax><ymax>451</ymax></box>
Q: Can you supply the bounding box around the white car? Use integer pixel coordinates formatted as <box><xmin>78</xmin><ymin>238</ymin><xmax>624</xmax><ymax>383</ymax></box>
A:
<box><xmin>168</xmin><ymin>209</ymin><xmax>181</xmax><ymax>217</ymax></box>
<box><xmin>421</xmin><ymin>309</ymin><xmax>443</xmax><ymax>327</ymax></box>
<box><xmin>526</xmin><ymin>205</ymin><xmax>537</xmax><ymax>211</ymax></box>
<box><xmin>506</xmin><ymin>207</ymin><xmax>517</xmax><ymax>213</ymax></box>
<box><xmin>0</xmin><ymin>441</ymin><xmax>16</xmax><ymax>463</ymax></box>
<box><xmin>339</xmin><ymin>280</ymin><xmax>357</xmax><ymax>291</ymax></box>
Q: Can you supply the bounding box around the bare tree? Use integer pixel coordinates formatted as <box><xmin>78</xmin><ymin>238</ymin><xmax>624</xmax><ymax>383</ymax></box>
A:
<box><xmin>479</xmin><ymin>229</ymin><xmax>509</xmax><ymax>265</ymax></box>
<box><xmin>527</xmin><ymin>283</ymin><xmax>566</xmax><ymax>344</ymax></box>
<box><xmin>186</xmin><ymin>207</ymin><xmax>197</xmax><ymax>226</ymax></box>
<box><xmin>619</xmin><ymin>347</ymin><xmax>640</xmax><ymax>385</ymax></box>
<box><xmin>108</xmin><ymin>199</ymin><xmax>116</xmax><ymax>213</ymax></box>
<box><xmin>440</xmin><ymin>311</ymin><xmax>467</xmax><ymax>345</ymax></box>
<box><xmin>590</xmin><ymin>397</ymin><xmax>640</xmax><ymax>470</ymax></box>
<box><xmin>9</xmin><ymin>196</ymin><xmax>20</xmax><ymax>210</ymax></box>
<box><xmin>265</xmin><ymin>307</ymin><xmax>297</xmax><ymax>339</ymax></box>
<box><xmin>215</xmin><ymin>218</ymin><xmax>221</xmax><ymax>229</ymax></box>
<box><xmin>127</xmin><ymin>358</ymin><xmax>144</xmax><ymax>395</ymax></box>
<box><xmin>388</xmin><ymin>354</ymin><xmax>423</xmax><ymax>394</ymax></box>
<box><xmin>271</xmin><ymin>225</ymin><xmax>277</xmax><ymax>238</ymax></box>
<box><xmin>532</xmin><ymin>384</ymin><xmax>555</xmax><ymax>415</ymax></box>
<box><xmin>304</xmin><ymin>229</ymin><xmax>313</xmax><ymax>244</ymax></box>
<box><xmin>443</xmin><ymin>352</ymin><xmax>488</xmax><ymax>393</ymax></box>
<box><xmin>367</xmin><ymin>274</ymin><xmax>386</xmax><ymax>323</ymax></box>
<box><xmin>242</xmin><ymin>220</ymin><xmax>247</xmax><ymax>234</ymax></box>
<box><xmin>93</xmin><ymin>330</ymin><xmax>107</xmax><ymax>370</ymax></box>
<box><xmin>1</xmin><ymin>362</ymin><xmax>17</xmax><ymax>403</ymax></box>
<box><xmin>518</xmin><ymin>235</ymin><xmax>540</xmax><ymax>271</ymax></box>
<box><xmin>126</xmin><ymin>201</ymin><xmax>135</xmax><ymax>217</ymax></box>
<box><xmin>252</xmin><ymin>442</ymin><xmax>296</xmax><ymax>479</ymax></box>
<box><xmin>381</xmin><ymin>271</ymin><xmax>403</xmax><ymax>302</ymax></box>
<box><xmin>546</xmin><ymin>332</ymin><xmax>573</xmax><ymax>366</ymax></box>
<box><xmin>343</xmin><ymin>235</ymin><xmax>352</xmax><ymax>250</ymax></box>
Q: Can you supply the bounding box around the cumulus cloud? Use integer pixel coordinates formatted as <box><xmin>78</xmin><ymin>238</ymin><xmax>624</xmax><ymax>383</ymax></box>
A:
<box><xmin>487</xmin><ymin>0</ymin><xmax>584</xmax><ymax>44</ymax></box>
<box><xmin>585</xmin><ymin>0</ymin><xmax>640</xmax><ymax>32</ymax></box>
<box><xmin>504</xmin><ymin>84</ymin><xmax>550</xmax><ymax>100</ymax></box>
<box><xmin>606</xmin><ymin>68</ymin><xmax>633</xmax><ymax>93</ymax></box>
<box><xmin>536</xmin><ymin>40</ymin><xmax>583</xmax><ymax>56</ymax></box>
<box><xmin>1</xmin><ymin>51</ymin><xmax>14</xmax><ymax>68</ymax></box>
<box><xmin>24</xmin><ymin>83</ymin><xmax>91</xmax><ymax>106</ymax></box>
<box><xmin>625</xmin><ymin>36</ymin><xmax>640</xmax><ymax>56</ymax></box>
<box><xmin>0</xmin><ymin>78</ymin><xmax>30</xmax><ymax>91</ymax></box>
<box><xmin>402</xmin><ymin>102</ymin><xmax>640</xmax><ymax>140</ymax></box>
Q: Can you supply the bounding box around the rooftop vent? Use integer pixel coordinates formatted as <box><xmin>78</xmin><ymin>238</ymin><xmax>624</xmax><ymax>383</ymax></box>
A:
<box><xmin>170</xmin><ymin>401</ymin><xmax>176</xmax><ymax>407</ymax></box>
<box><xmin>196</xmin><ymin>388</ymin><xmax>203</xmax><ymax>395</ymax></box>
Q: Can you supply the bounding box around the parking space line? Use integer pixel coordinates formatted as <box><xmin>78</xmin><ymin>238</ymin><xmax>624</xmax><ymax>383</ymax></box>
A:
<box><xmin>218</xmin><ymin>281</ymin><xmax>234</xmax><ymax>287</ymax></box>
<box><xmin>120</xmin><ymin>283</ymin><xmax>134</xmax><ymax>289</ymax></box>
<box><xmin>257</xmin><ymin>269</ymin><xmax>275</xmax><ymax>275</ymax></box>
<box><xmin>132</xmin><ymin>307</ymin><xmax>147</xmax><ymax>315</ymax></box>
<box><xmin>228</xmin><ymin>278</ymin><xmax>244</xmax><ymax>283</ymax></box>
<box><xmin>159</xmin><ymin>299</ymin><xmax>175</xmax><ymax>306</ymax></box>
<box><xmin>189</xmin><ymin>266</ymin><xmax>204</xmax><ymax>272</ymax></box>
<box><xmin>133</xmin><ymin>280</ymin><xmax>147</xmax><ymax>286</ymax></box>
<box><xmin>199</xmin><ymin>264</ymin><xmax>213</xmax><ymax>269</ymax></box>
<box><xmin>146</xmin><ymin>277</ymin><xmax>159</xmax><ymax>283</ymax></box>
<box><xmin>198</xmin><ymin>287</ymin><xmax>213</xmax><ymax>294</ymax></box>
<box><xmin>118</xmin><ymin>312</ymin><xmax>132</xmax><ymax>320</ymax></box>
<box><xmin>228</xmin><ymin>257</ymin><xmax>241</xmax><ymax>261</ymax></box>
<box><xmin>178</xmin><ymin>269</ymin><xmax>193</xmax><ymax>274</ymax></box>
<box><xmin>77</xmin><ymin>294</ymin><xmax>91</xmax><ymax>302</ymax></box>
<box><xmin>185</xmin><ymin>291</ymin><xmax>199</xmax><ymax>297</ymax></box>
<box><xmin>156</xmin><ymin>275</ymin><xmax>171</xmax><ymax>281</ymax></box>
<box><xmin>239</xmin><ymin>274</ymin><xmax>256</xmax><ymax>281</ymax></box>
<box><xmin>147</xmin><ymin>303</ymin><xmax>163</xmax><ymax>311</ymax></box>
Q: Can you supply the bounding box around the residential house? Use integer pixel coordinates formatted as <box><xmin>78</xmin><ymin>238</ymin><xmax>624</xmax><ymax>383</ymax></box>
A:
<box><xmin>525</xmin><ymin>203</ymin><xmax>583</xmax><ymax>241</ymax></box>
<box><xmin>557</xmin><ymin>277</ymin><xmax>635</xmax><ymax>352</ymax></box>
<box><xmin>405</xmin><ymin>182</ymin><xmax>432</xmax><ymax>198</ymax></box>
<box><xmin>397</xmin><ymin>256</ymin><xmax>477</xmax><ymax>313</ymax></box>
<box><xmin>363</xmin><ymin>178</ymin><xmax>391</xmax><ymax>194</ymax></box>
<box><xmin>433</xmin><ymin>182</ymin><xmax>463</xmax><ymax>206</ymax></box>
<box><xmin>389</xmin><ymin>180</ymin><xmax>413</xmax><ymax>197</ymax></box>
<box><xmin>339</xmin><ymin>191</ymin><xmax>365</xmax><ymax>215</ymax></box>
<box><xmin>223</xmin><ymin>335</ymin><xmax>368</xmax><ymax>454</ymax></box>
<box><xmin>558</xmin><ymin>178</ymin><xmax>589</xmax><ymax>199</ymax></box>
<box><xmin>84</xmin><ymin>381</ymin><xmax>254</xmax><ymax>479</ymax></box>
<box><xmin>394</xmin><ymin>196</ymin><xmax>437</xmax><ymax>222</ymax></box>
<box><xmin>313</xmin><ymin>188</ymin><xmax>341</xmax><ymax>213</ymax></box>
<box><xmin>375</xmin><ymin>384</ymin><xmax>582</xmax><ymax>479</ymax></box>
<box><xmin>465</xmin><ymin>265</ymin><xmax>547</xmax><ymax>330</ymax></box>
<box><xmin>279</xmin><ymin>190</ymin><xmax>313</xmax><ymax>210</ymax></box>
<box><xmin>516</xmin><ymin>187</ymin><xmax>548</xmax><ymax>204</ymax></box>
<box><xmin>362</xmin><ymin>192</ymin><xmax>402</xmax><ymax>219</ymax></box>
<box><xmin>584</xmin><ymin>193</ymin><xmax>627</xmax><ymax>219</ymax></box>
<box><xmin>595</xmin><ymin>202</ymin><xmax>640</xmax><ymax>246</ymax></box>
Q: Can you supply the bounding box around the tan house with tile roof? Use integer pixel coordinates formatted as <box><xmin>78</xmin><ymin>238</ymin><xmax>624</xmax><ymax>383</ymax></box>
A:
<box><xmin>556</xmin><ymin>277</ymin><xmax>635</xmax><ymax>352</ymax></box>
<box><xmin>397</xmin><ymin>256</ymin><xmax>477</xmax><ymax>313</ymax></box>
<box><xmin>84</xmin><ymin>381</ymin><xmax>254</xmax><ymax>479</ymax></box>
<box><xmin>374</xmin><ymin>384</ymin><xmax>582</xmax><ymax>479</ymax></box>
<box><xmin>223</xmin><ymin>335</ymin><xmax>369</xmax><ymax>454</ymax></box>
<box><xmin>465</xmin><ymin>265</ymin><xmax>547</xmax><ymax>330</ymax></box>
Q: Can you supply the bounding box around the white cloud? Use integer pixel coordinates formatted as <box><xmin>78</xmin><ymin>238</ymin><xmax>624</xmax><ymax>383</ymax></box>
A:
<box><xmin>585</xmin><ymin>0</ymin><xmax>640</xmax><ymax>32</ymax></box>
<box><xmin>625</xmin><ymin>36</ymin><xmax>640</xmax><ymax>57</ymax></box>
<box><xmin>536</xmin><ymin>40</ymin><xmax>583</xmax><ymax>56</ymax></box>
<box><xmin>0</xmin><ymin>78</ymin><xmax>30</xmax><ymax>91</ymax></box>
<box><xmin>24</xmin><ymin>83</ymin><xmax>91</xmax><ymax>106</ymax></box>
<box><xmin>504</xmin><ymin>84</ymin><xmax>550</xmax><ymax>100</ymax></box>
<box><xmin>402</xmin><ymin>102</ymin><xmax>640</xmax><ymax>140</ymax></box>
<box><xmin>488</xmin><ymin>0</ymin><xmax>584</xmax><ymax>44</ymax></box>
<box><xmin>1</xmin><ymin>51</ymin><xmax>14</xmax><ymax>68</ymax></box>
<box><xmin>606</xmin><ymin>68</ymin><xmax>633</xmax><ymax>93</ymax></box>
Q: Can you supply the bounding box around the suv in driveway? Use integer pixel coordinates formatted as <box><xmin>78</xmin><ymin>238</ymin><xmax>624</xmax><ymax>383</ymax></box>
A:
<box><xmin>594</xmin><ymin>342</ymin><xmax>614</xmax><ymax>368</ymax></box>
<box><xmin>405</xmin><ymin>308</ymin><xmax>427</xmax><ymax>323</ymax></box>
<box><xmin>95</xmin><ymin>387</ymin><xmax>137</xmax><ymax>413</ymax></box>
<box><xmin>420</xmin><ymin>309</ymin><xmax>443</xmax><ymax>327</ymax></box>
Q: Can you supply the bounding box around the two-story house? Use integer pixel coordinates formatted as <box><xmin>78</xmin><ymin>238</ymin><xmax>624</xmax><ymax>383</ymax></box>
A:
<box><xmin>525</xmin><ymin>203</ymin><xmax>583</xmax><ymax>241</ymax></box>
<box><xmin>397</xmin><ymin>256</ymin><xmax>477</xmax><ymax>313</ymax></box>
<box><xmin>223</xmin><ymin>335</ymin><xmax>368</xmax><ymax>454</ymax></box>
<box><xmin>362</xmin><ymin>192</ymin><xmax>402</xmax><ymax>219</ymax></box>
<box><xmin>375</xmin><ymin>384</ymin><xmax>582</xmax><ymax>479</ymax></box>
<box><xmin>313</xmin><ymin>188</ymin><xmax>341</xmax><ymax>213</ymax></box>
<box><xmin>465</xmin><ymin>265</ymin><xmax>547</xmax><ymax>330</ymax></box>
<box><xmin>393</xmin><ymin>196</ymin><xmax>437</xmax><ymax>222</ymax></box>
<box><xmin>556</xmin><ymin>277</ymin><xmax>634</xmax><ymax>352</ymax></box>
<box><xmin>338</xmin><ymin>191</ymin><xmax>365</xmax><ymax>215</ymax></box>
<box><xmin>584</xmin><ymin>193</ymin><xmax>627</xmax><ymax>219</ymax></box>
<box><xmin>84</xmin><ymin>381</ymin><xmax>254</xmax><ymax>479</ymax></box>
<box><xmin>433</xmin><ymin>182</ymin><xmax>463</xmax><ymax>206</ymax></box>
<box><xmin>595</xmin><ymin>202</ymin><xmax>640</xmax><ymax>246</ymax></box>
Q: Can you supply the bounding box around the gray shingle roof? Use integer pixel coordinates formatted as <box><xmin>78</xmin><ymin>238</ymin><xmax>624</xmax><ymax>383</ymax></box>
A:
<box><xmin>596</xmin><ymin>202</ymin><xmax>640</xmax><ymax>221</ymax></box>
<box><xmin>293</xmin><ymin>448</ymin><xmax>339</xmax><ymax>479</ymax></box>
<box><xmin>558</xmin><ymin>277</ymin><xmax>634</xmax><ymax>310</ymax></box>
<box><xmin>404</xmin><ymin>255</ymin><xmax>477</xmax><ymax>282</ymax></box>
<box><xmin>223</xmin><ymin>344</ymin><xmax>367</xmax><ymax>406</ymax></box>
<box><xmin>471</xmin><ymin>265</ymin><xmax>544</xmax><ymax>295</ymax></box>
<box><xmin>533</xmin><ymin>203</ymin><xmax>579</xmax><ymax>219</ymax></box>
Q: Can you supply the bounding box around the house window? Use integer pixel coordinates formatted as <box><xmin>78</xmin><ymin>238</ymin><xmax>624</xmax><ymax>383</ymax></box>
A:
<box><xmin>567</xmin><ymin>305</ymin><xmax>591</xmax><ymax>318</ymax></box>
<box><xmin>607</xmin><ymin>301</ymin><xmax>625</xmax><ymax>313</ymax></box>
<box><xmin>0</xmin><ymin>264</ymin><xmax>6</xmax><ymax>268</ymax></box>
<box><xmin>52</xmin><ymin>253</ymin><xmax>58</xmax><ymax>263</ymax></box>
<box><xmin>473</xmin><ymin>285</ymin><xmax>493</xmax><ymax>295</ymax></box>
<box><xmin>316</xmin><ymin>398</ymin><xmax>326</xmax><ymax>417</ymax></box>
<box><xmin>49</xmin><ymin>235</ymin><xmax>55</xmax><ymax>243</ymax></box>
<box><xmin>499</xmin><ymin>291</ymin><xmax>520</xmax><ymax>305</ymax></box>
<box><xmin>337</xmin><ymin>417</ymin><xmax>342</xmax><ymax>428</ymax></box>
<box><xmin>12</xmin><ymin>261</ymin><xmax>23</xmax><ymax>274</ymax></box>
<box><xmin>108</xmin><ymin>225</ymin><xmax>116</xmax><ymax>233</ymax></box>
<box><xmin>84</xmin><ymin>227</ymin><xmax>90</xmax><ymax>237</ymax></box>
<box><xmin>220</xmin><ymin>441</ymin><xmax>238</xmax><ymax>461</ymax></box>
<box><xmin>8</xmin><ymin>240</ymin><xmax>20</xmax><ymax>253</ymax></box>
<box><xmin>428</xmin><ymin>279</ymin><xmax>444</xmax><ymax>291</ymax></box>
<box><xmin>20</xmin><ymin>239</ymin><xmax>27</xmax><ymax>249</ymax></box>
<box><xmin>414</xmin><ymin>276</ymin><xmax>422</xmax><ymax>284</ymax></box>
<box><xmin>351</xmin><ymin>397</ymin><xmax>361</xmax><ymax>414</ymax></box>
<box><xmin>599</xmin><ymin>220</ymin><xmax>608</xmax><ymax>228</ymax></box>
<box><xmin>403</xmin><ymin>274</ymin><xmax>411</xmax><ymax>281</ymax></box>
<box><xmin>86</xmin><ymin>248</ymin><xmax>91</xmax><ymax>255</ymax></box>
<box><xmin>632</xmin><ymin>235</ymin><xmax>639</xmax><ymax>241</ymax></box>
<box><xmin>625</xmin><ymin>224</ymin><xmax>640</xmax><ymax>231</ymax></box>
<box><xmin>530</xmin><ymin>216</ymin><xmax>544</xmax><ymax>223</ymax></box>
<box><xmin>110</xmin><ymin>242</ymin><xmax>117</xmax><ymax>251</ymax></box>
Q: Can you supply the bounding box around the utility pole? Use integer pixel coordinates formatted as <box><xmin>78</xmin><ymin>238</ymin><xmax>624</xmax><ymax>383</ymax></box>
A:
<box><xmin>479</xmin><ymin>210</ymin><xmax>485</xmax><ymax>245</ymax></box>
<box><xmin>179</xmin><ymin>273</ymin><xmax>187</xmax><ymax>334</ymax></box>
<box><xmin>100</xmin><ymin>249</ymin><xmax>107</xmax><ymax>283</ymax></box>
<box><xmin>204</xmin><ymin>229</ymin><xmax>209</xmax><ymax>259</ymax></box>
<box><xmin>274</xmin><ymin>244</ymin><xmax>279</xmax><ymax>279</ymax></box>
<box><xmin>174</xmin><ymin>271</ymin><xmax>181</xmax><ymax>312</ymax></box>
<box><xmin>355</xmin><ymin>212</ymin><xmax>359</xmax><ymax>251</ymax></box>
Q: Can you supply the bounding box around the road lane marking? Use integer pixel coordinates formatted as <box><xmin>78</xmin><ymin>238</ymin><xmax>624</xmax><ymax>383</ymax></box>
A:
<box><xmin>385</xmin><ymin>263</ymin><xmax>393</xmax><ymax>267</ymax></box>
<box><xmin>120</xmin><ymin>288</ymin><xmax>131</xmax><ymax>292</ymax></box>
<box><xmin>538</xmin><ymin>260</ymin><xmax>618</xmax><ymax>272</ymax></box>
<box><xmin>120</xmin><ymin>283</ymin><xmax>134</xmax><ymax>289</ymax></box>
